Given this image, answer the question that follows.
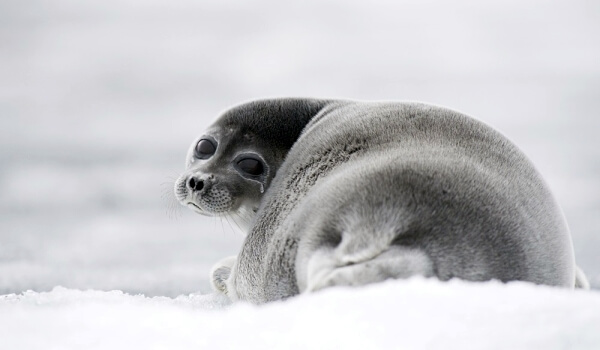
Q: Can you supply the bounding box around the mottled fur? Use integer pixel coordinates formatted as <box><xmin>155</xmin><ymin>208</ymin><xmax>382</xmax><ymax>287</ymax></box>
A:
<box><xmin>179</xmin><ymin>98</ymin><xmax>586</xmax><ymax>304</ymax></box>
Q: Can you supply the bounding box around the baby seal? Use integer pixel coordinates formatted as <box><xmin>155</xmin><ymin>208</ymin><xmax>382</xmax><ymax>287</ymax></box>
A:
<box><xmin>175</xmin><ymin>98</ymin><xmax>587</xmax><ymax>303</ymax></box>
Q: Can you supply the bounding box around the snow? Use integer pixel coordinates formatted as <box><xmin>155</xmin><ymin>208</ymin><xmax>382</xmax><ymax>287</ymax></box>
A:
<box><xmin>2</xmin><ymin>278</ymin><xmax>599</xmax><ymax>350</ymax></box>
<box><xmin>1</xmin><ymin>0</ymin><xmax>598</xmax><ymax>298</ymax></box>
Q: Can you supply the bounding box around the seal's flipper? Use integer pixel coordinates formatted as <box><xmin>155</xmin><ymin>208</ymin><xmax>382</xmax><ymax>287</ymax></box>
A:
<box><xmin>302</xmin><ymin>246</ymin><xmax>434</xmax><ymax>293</ymax></box>
<box><xmin>575</xmin><ymin>265</ymin><xmax>590</xmax><ymax>289</ymax></box>
<box><xmin>210</xmin><ymin>256</ymin><xmax>237</xmax><ymax>294</ymax></box>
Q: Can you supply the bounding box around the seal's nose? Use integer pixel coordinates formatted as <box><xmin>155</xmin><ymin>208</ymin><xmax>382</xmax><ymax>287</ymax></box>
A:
<box><xmin>187</xmin><ymin>176</ymin><xmax>205</xmax><ymax>192</ymax></box>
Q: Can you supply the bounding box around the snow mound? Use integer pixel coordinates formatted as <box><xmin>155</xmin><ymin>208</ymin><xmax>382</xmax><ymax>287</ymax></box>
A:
<box><xmin>2</xmin><ymin>278</ymin><xmax>599</xmax><ymax>350</ymax></box>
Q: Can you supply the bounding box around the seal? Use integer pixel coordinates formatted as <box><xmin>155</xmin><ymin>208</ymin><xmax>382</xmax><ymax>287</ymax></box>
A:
<box><xmin>175</xmin><ymin>98</ymin><xmax>587</xmax><ymax>303</ymax></box>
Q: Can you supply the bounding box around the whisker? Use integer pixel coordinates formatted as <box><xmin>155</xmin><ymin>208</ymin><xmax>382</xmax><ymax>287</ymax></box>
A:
<box><xmin>219</xmin><ymin>216</ymin><xmax>226</xmax><ymax>235</ymax></box>
<box><xmin>228</xmin><ymin>214</ymin><xmax>243</xmax><ymax>233</ymax></box>
<box><xmin>160</xmin><ymin>176</ymin><xmax>183</xmax><ymax>221</ymax></box>
<box><xmin>233</xmin><ymin>212</ymin><xmax>252</xmax><ymax>234</ymax></box>
<box><xmin>236</xmin><ymin>206</ymin><xmax>255</xmax><ymax>227</ymax></box>
<box><xmin>223</xmin><ymin>215</ymin><xmax>237</xmax><ymax>235</ymax></box>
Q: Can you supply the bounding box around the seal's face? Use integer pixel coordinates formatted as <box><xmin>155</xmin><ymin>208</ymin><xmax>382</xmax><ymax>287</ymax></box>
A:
<box><xmin>174</xmin><ymin>122</ymin><xmax>283</xmax><ymax>224</ymax></box>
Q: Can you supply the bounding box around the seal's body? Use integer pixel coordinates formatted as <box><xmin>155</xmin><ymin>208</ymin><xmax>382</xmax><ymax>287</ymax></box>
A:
<box><xmin>175</xmin><ymin>99</ymin><xmax>582</xmax><ymax>304</ymax></box>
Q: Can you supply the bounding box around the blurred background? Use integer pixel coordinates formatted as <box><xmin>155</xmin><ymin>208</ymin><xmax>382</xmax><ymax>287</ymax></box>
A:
<box><xmin>1</xmin><ymin>0</ymin><xmax>598</xmax><ymax>296</ymax></box>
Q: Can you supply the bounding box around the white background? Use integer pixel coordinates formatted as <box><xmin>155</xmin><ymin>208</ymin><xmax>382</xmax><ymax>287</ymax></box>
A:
<box><xmin>1</xmin><ymin>0</ymin><xmax>599</xmax><ymax>296</ymax></box>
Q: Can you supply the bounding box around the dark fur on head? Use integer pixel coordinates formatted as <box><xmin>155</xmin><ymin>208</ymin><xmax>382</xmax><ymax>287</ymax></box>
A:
<box><xmin>218</xmin><ymin>98</ymin><xmax>330</xmax><ymax>150</ymax></box>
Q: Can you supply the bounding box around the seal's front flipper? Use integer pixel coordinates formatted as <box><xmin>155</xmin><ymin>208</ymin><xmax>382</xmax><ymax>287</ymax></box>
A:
<box><xmin>301</xmin><ymin>246</ymin><xmax>434</xmax><ymax>293</ymax></box>
<box><xmin>210</xmin><ymin>256</ymin><xmax>237</xmax><ymax>294</ymax></box>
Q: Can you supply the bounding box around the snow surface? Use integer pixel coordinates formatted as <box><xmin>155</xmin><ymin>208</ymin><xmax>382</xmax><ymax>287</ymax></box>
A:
<box><xmin>1</xmin><ymin>0</ymin><xmax>599</xmax><ymax>298</ymax></box>
<box><xmin>2</xmin><ymin>278</ymin><xmax>599</xmax><ymax>350</ymax></box>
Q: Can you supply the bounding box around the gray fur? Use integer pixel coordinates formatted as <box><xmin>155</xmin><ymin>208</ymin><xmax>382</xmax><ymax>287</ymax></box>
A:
<box><xmin>177</xmin><ymin>98</ymin><xmax>585</xmax><ymax>303</ymax></box>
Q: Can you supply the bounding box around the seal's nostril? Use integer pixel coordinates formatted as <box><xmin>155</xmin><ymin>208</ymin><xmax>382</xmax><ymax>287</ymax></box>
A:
<box><xmin>187</xmin><ymin>177</ymin><xmax>204</xmax><ymax>192</ymax></box>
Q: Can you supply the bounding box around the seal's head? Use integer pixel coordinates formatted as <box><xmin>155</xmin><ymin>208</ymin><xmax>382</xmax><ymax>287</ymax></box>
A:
<box><xmin>174</xmin><ymin>123</ymin><xmax>279</xmax><ymax>222</ymax></box>
<box><xmin>174</xmin><ymin>98</ymin><xmax>330</xmax><ymax>226</ymax></box>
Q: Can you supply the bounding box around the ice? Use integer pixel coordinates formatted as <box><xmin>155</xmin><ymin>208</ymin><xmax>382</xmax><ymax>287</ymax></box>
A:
<box><xmin>1</xmin><ymin>278</ymin><xmax>600</xmax><ymax>349</ymax></box>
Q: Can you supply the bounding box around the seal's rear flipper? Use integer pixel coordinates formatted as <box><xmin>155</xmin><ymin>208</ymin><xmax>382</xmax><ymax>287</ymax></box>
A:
<box><xmin>301</xmin><ymin>246</ymin><xmax>434</xmax><ymax>293</ymax></box>
<box><xmin>575</xmin><ymin>265</ymin><xmax>590</xmax><ymax>289</ymax></box>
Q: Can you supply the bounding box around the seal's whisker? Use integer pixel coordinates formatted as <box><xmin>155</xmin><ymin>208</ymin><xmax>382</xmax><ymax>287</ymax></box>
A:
<box><xmin>229</xmin><ymin>214</ymin><xmax>242</xmax><ymax>232</ymax></box>
<box><xmin>223</xmin><ymin>215</ymin><xmax>237</xmax><ymax>235</ymax></box>
<box><xmin>233</xmin><ymin>212</ymin><xmax>251</xmax><ymax>234</ymax></box>
<box><xmin>236</xmin><ymin>207</ymin><xmax>254</xmax><ymax>228</ymax></box>
<box><xmin>160</xmin><ymin>178</ymin><xmax>183</xmax><ymax>221</ymax></box>
<box><xmin>228</xmin><ymin>214</ymin><xmax>244</xmax><ymax>234</ymax></box>
<box><xmin>218</xmin><ymin>216</ymin><xmax>226</xmax><ymax>235</ymax></box>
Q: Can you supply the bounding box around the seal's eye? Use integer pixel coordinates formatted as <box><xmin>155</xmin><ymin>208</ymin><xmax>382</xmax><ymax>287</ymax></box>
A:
<box><xmin>237</xmin><ymin>158</ymin><xmax>264</xmax><ymax>176</ymax></box>
<box><xmin>195</xmin><ymin>139</ymin><xmax>216</xmax><ymax>159</ymax></box>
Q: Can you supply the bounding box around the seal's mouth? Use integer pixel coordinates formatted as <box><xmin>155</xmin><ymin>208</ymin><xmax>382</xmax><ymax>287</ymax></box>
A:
<box><xmin>187</xmin><ymin>202</ymin><xmax>201</xmax><ymax>210</ymax></box>
<box><xmin>186</xmin><ymin>201</ymin><xmax>215</xmax><ymax>217</ymax></box>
